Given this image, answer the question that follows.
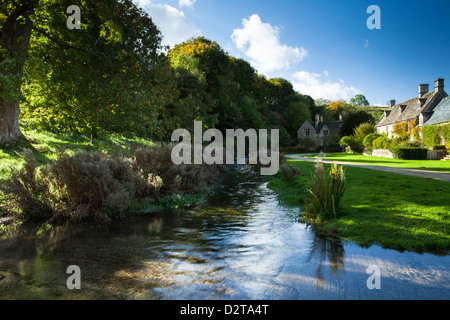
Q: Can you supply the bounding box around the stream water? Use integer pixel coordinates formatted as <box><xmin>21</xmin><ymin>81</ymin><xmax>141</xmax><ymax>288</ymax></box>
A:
<box><xmin>0</xmin><ymin>165</ymin><xmax>449</xmax><ymax>300</ymax></box>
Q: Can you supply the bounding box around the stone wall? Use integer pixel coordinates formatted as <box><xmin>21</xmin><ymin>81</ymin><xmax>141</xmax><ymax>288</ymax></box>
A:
<box><xmin>372</xmin><ymin>149</ymin><xmax>394</xmax><ymax>159</ymax></box>
<box><xmin>427</xmin><ymin>149</ymin><xmax>449</xmax><ymax>160</ymax></box>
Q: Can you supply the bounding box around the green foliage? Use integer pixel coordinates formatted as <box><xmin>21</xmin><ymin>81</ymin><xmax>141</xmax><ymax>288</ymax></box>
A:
<box><xmin>280</xmin><ymin>146</ymin><xmax>306</xmax><ymax>154</ymax></box>
<box><xmin>0</xmin><ymin>48</ymin><xmax>24</xmax><ymax>102</ymax></box>
<box><xmin>341</xmin><ymin>110</ymin><xmax>374</xmax><ymax>136</ymax></box>
<box><xmin>279</xmin><ymin>164</ymin><xmax>300</xmax><ymax>182</ymax></box>
<box><xmin>339</xmin><ymin>136</ymin><xmax>353</xmax><ymax>149</ymax></box>
<box><xmin>304</xmin><ymin>161</ymin><xmax>346</xmax><ymax>222</ymax></box>
<box><xmin>0</xmin><ymin>145</ymin><xmax>220</xmax><ymax>223</ymax></box>
<box><xmin>339</xmin><ymin>136</ymin><xmax>363</xmax><ymax>154</ymax></box>
<box><xmin>422</xmin><ymin>124</ymin><xmax>450</xmax><ymax>149</ymax></box>
<box><xmin>389</xmin><ymin>146</ymin><xmax>428</xmax><ymax>160</ymax></box>
<box><xmin>363</xmin><ymin>133</ymin><xmax>382</xmax><ymax>148</ymax></box>
<box><xmin>353</xmin><ymin>123</ymin><xmax>375</xmax><ymax>144</ymax></box>
<box><xmin>350</xmin><ymin>94</ymin><xmax>370</xmax><ymax>107</ymax></box>
<box><xmin>373</xmin><ymin>136</ymin><xmax>392</xmax><ymax>150</ymax></box>
<box><xmin>21</xmin><ymin>0</ymin><xmax>169</xmax><ymax>141</ymax></box>
<box><xmin>269</xmin><ymin>160</ymin><xmax>450</xmax><ymax>253</ymax></box>
<box><xmin>283</xmin><ymin>94</ymin><xmax>312</xmax><ymax>137</ymax></box>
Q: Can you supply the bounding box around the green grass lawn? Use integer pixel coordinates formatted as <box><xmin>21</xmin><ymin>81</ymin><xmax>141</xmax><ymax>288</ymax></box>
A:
<box><xmin>302</xmin><ymin>153</ymin><xmax>450</xmax><ymax>173</ymax></box>
<box><xmin>269</xmin><ymin>159</ymin><xmax>450</xmax><ymax>254</ymax></box>
<box><xmin>0</xmin><ymin>129</ymin><xmax>155</xmax><ymax>178</ymax></box>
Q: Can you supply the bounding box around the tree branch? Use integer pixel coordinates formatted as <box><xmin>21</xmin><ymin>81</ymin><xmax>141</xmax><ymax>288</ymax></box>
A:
<box><xmin>32</xmin><ymin>26</ymin><xmax>84</xmax><ymax>52</ymax></box>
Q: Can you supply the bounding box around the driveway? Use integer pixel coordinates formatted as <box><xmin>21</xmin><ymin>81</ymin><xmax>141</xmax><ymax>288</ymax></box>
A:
<box><xmin>286</xmin><ymin>154</ymin><xmax>450</xmax><ymax>183</ymax></box>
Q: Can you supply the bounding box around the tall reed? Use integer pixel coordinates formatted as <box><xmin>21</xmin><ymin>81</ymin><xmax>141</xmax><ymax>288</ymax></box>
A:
<box><xmin>303</xmin><ymin>159</ymin><xmax>346</xmax><ymax>222</ymax></box>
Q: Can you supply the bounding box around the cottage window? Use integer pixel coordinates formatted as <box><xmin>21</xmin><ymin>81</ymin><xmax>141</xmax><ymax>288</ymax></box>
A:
<box><xmin>323</xmin><ymin>130</ymin><xmax>329</xmax><ymax>136</ymax></box>
<box><xmin>304</xmin><ymin>129</ymin><xmax>310</xmax><ymax>137</ymax></box>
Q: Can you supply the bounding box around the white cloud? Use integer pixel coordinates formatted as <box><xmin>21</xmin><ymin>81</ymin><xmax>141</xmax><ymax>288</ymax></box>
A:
<box><xmin>292</xmin><ymin>71</ymin><xmax>360</xmax><ymax>101</ymax></box>
<box><xmin>231</xmin><ymin>14</ymin><xmax>308</xmax><ymax>75</ymax></box>
<box><xmin>179</xmin><ymin>0</ymin><xmax>196</xmax><ymax>8</ymax></box>
<box><xmin>134</xmin><ymin>0</ymin><xmax>201</xmax><ymax>49</ymax></box>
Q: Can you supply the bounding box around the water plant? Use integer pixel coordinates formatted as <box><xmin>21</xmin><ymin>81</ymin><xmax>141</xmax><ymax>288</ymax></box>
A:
<box><xmin>303</xmin><ymin>159</ymin><xmax>346</xmax><ymax>222</ymax></box>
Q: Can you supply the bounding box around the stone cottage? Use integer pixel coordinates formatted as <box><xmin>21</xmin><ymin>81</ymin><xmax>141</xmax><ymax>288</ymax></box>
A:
<box><xmin>376</xmin><ymin>78</ymin><xmax>448</xmax><ymax>137</ymax></box>
<box><xmin>297</xmin><ymin>114</ymin><xmax>343</xmax><ymax>147</ymax></box>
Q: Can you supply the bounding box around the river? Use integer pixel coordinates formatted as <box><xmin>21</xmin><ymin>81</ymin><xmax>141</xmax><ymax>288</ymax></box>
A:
<box><xmin>0</xmin><ymin>165</ymin><xmax>449</xmax><ymax>300</ymax></box>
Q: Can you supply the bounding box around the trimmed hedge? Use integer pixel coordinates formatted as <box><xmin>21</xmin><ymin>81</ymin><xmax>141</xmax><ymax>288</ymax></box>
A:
<box><xmin>280</xmin><ymin>146</ymin><xmax>307</xmax><ymax>154</ymax></box>
<box><xmin>389</xmin><ymin>146</ymin><xmax>428</xmax><ymax>160</ymax></box>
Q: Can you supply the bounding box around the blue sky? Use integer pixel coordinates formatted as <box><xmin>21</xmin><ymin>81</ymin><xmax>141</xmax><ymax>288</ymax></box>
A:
<box><xmin>135</xmin><ymin>0</ymin><xmax>450</xmax><ymax>106</ymax></box>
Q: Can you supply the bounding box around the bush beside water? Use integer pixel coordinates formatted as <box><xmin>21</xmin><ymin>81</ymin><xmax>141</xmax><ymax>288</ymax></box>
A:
<box><xmin>0</xmin><ymin>146</ymin><xmax>221</xmax><ymax>224</ymax></box>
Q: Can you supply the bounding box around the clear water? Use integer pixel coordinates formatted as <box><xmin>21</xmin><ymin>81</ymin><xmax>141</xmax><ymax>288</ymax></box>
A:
<box><xmin>0</xmin><ymin>166</ymin><xmax>449</xmax><ymax>300</ymax></box>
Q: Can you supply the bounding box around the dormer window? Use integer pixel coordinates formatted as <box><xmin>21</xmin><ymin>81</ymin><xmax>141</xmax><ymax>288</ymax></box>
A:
<box><xmin>399</xmin><ymin>105</ymin><xmax>406</xmax><ymax>115</ymax></box>
<box><xmin>323</xmin><ymin>130</ymin><xmax>329</xmax><ymax>136</ymax></box>
<box><xmin>304</xmin><ymin>129</ymin><xmax>310</xmax><ymax>137</ymax></box>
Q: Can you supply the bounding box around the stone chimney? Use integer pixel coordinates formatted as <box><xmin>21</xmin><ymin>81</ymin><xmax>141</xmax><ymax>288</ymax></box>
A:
<box><xmin>419</xmin><ymin>84</ymin><xmax>429</xmax><ymax>98</ymax></box>
<box><xmin>435</xmin><ymin>78</ymin><xmax>444</xmax><ymax>92</ymax></box>
<box><xmin>389</xmin><ymin>100</ymin><xmax>396</xmax><ymax>109</ymax></box>
<box><xmin>315</xmin><ymin>114</ymin><xmax>320</xmax><ymax>128</ymax></box>
<box><xmin>320</xmin><ymin>115</ymin><xmax>324</xmax><ymax>123</ymax></box>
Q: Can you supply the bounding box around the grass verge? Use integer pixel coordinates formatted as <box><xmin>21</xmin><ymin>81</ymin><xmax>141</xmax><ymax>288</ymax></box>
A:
<box><xmin>268</xmin><ymin>159</ymin><xmax>450</xmax><ymax>255</ymax></box>
<box><xmin>302</xmin><ymin>153</ymin><xmax>450</xmax><ymax>173</ymax></box>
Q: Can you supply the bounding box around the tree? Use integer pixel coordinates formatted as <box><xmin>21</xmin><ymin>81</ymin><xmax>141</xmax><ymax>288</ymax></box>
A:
<box><xmin>22</xmin><ymin>0</ymin><xmax>168</xmax><ymax>142</ymax></box>
<box><xmin>0</xmin><ymin>0</ymin><xmax>39</xmax><ymax>145</ymax></box>
<box><xmin>350</xmin><ymin>94</ymin><xmax>370</xmax><ymax>107</ymax></box>
<box><xmin>353</xmin><ymin>123</ymin><xmax>375</xmax><ymax>144</ymax></box>
<box><xmin>282</xmin><ymin>94</ymin><xmax>311</xmax><ymax>138</ymax></box>
<box><xmin>341</xmin><ymin>110</ymin><xmax>374</xmax><ymax>136</ymax></box>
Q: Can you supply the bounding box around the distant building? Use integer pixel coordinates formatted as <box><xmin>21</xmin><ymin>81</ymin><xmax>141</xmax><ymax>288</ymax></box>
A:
<box><xmin>376</xmin><ymin>79</ymin><xmax>448</xmax><ymax>137</ymax></box>
<box><xmin>297</xmin><ymin>114</ymin><xmax>343</xmax><ymax>147</ymax></box>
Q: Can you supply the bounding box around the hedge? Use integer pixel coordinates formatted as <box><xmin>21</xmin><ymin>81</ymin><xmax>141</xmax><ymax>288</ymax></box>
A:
<box><xmin>389</xmin><ymin>146</ymin><xmax>428</xmax><ymax>160</ymax></box>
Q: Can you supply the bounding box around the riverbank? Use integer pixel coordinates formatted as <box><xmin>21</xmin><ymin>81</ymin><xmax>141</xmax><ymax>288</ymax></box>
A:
<box><xmin>0</xmin><ymin>130</ymin><xmax>222</xmax><ymax>226</ymax></box>
<box><xmin>268</xmin><ymin>159</ymin><xmax>450</xmax><ymax>254</ymax></box>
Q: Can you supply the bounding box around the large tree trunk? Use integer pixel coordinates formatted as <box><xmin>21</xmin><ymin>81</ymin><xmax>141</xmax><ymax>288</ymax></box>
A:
<box><xmin>0</xmin><ymin>1</ymin><xmax>38</xmax><ymax>145</ymax></box>
<box><xmin>0</xmin><ymin>99</ymin><xmax>22</xmax><ymax>145</ymax></box>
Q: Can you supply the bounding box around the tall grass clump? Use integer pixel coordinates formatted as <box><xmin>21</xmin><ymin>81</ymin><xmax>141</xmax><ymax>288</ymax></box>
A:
<box><xmin>303</xmin><ymin>159</ymin><xmax>346</xmax><ymax>222</ymax></box>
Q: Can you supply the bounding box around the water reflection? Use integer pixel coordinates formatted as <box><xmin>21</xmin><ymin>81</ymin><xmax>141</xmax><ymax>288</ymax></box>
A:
<box><xmin>1</xmin><ymin>165</ymin><xmax>449</xmax><ymax>300</ymax></box>
<box><xmin>308</xmin><ymin>236</ymin><xmax>345</xmax><ymax>292</ymax></box>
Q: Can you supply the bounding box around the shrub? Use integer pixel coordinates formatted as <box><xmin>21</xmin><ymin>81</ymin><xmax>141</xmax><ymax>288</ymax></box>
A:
<box><xmin>373</xmin><ymin>136</ymin><xmax>392</xmax><ymax>150</ymax></box>
<box><xmin>279</xmin><ymin>164</ymin><xmax>300</xmax><ymax>182</ymax></box>
<box><xmin>0</xmin><ymin>146</ymin><xmax>221</xmax><ymax>224</ymax></box>
<box><xmin>389</xmin><ymin>146</ymin><xmax>428</xmax><ymax>160</ymax></box>
<box><xmin>280</xmin><ymin>146</ymin><xmax>305</xmax><ymax>154</ymax></box>
<box><xmin>303</xmin><ymin>160</ymin><xmax>346</xmax><ymax>222</ymax></box>
<box><xmin>0</xmin><ymin>149</ymin><xmax>53</xmax><ymax>221</ymax></box>
<box><xmin>353</xmin><ymin>123</ymin><xmax>375</xmax><ymax>144</ymax></box>
<box><xmin>339</xmin><ymin>136</ymin><xmax>363</xmax><ymax>154</ymax></box>
<box><xmin>363</xmin><ymin>133</ymin><xmax>381</xmax><ymax>148</ymax></box>
<box><xmin>339</xmin><ymin>136</ymin><xmax>353</xmax><ymax>149</ymax></box>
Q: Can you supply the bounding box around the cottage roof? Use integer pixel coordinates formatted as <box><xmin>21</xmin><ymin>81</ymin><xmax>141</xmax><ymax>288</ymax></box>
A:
<box><xmin>377</xmin><ymin>90</ymin><xmax>448</xmax><ymax>127</ymax></box>
<box><xmin>317</xmin><ymin>122</ymin><xmax>343</xmax><ymax>135</ymax></box>
<box><xmin>423</xmin><ymin>96</ymin><xmax>450</xmax><ymax>126</ymax></box>
<box><xmin>298</xmin><ymin>120</ymin><xmax>342</xmax><ymax>135</ymax></box>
